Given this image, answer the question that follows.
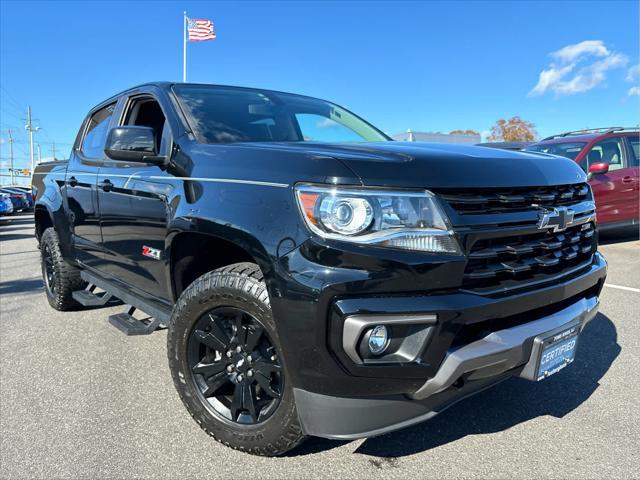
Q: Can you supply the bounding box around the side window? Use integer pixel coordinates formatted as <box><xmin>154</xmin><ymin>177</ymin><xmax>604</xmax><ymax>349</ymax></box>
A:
<box><xmin>585</xmin><ymin>137</ymin><xmax>627</xmax><ymax>172</ymax></box>
<box><xmin>81</xmin><ymin>103</ymin><xmax>116</xmax><ymax>158</ymax></box>
<box><xmin>295</xmin><ymin>114</ymin><xmax>364</xmax><ymax>142</ymax></box>
<box><xmin>626</xmin><ymin>135</ymin><xmax>640</xmax><ymax>167</ymax></box>
<box><xmin>124</xmin><ymin>97</ymin><xmax>167</xmax><ymax>152</ymax></box>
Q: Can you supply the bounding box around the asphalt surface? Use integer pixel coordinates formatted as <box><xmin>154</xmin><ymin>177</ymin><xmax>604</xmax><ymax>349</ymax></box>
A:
<box><xmin>1</xmin><ymin>213</ymin><xmax>639</xmax><ymax>479</ymax></box>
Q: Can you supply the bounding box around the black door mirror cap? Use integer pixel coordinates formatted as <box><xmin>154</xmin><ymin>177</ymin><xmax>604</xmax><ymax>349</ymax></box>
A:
<box><xmin>104</xmin><ymin>126</ymin><xmax>166</xmax><ymax>165</ymax></box>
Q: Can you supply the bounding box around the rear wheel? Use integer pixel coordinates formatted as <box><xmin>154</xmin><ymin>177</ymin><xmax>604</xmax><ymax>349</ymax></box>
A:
<box><xmin>40</xmin><ymin>227</ymin><xmax>86</xmax><ymax>310</ymax></box>
<box><xmin>167</xmin><ymin>262</ymin><xmax>305</xmax><ymax>456</ymax></box>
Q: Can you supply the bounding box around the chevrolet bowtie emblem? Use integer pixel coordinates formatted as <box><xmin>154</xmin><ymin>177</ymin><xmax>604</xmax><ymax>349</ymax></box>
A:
<box><xmin>537</xmin><ymin>207</ymin><xmax>575</xmax><ymax>232</ymax></box>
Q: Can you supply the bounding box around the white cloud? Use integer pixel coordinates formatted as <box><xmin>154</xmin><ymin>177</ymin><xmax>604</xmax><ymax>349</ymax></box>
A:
<box><xmin>551</xmin><ymin>40</ymin><xmax>610</xmax><ymax>63</ymax></box>
<box><xmin>529</xmin><ymin>64</ymin><xmax>575</xmax><ymax>96</ymax></box>
<box><xmin>625</xmin><ymin>64</ymin><xmax>640</xmax><ymax>96</ymax></box>
<box><xmin>626</xmin><ymin>64</ymin><xmax>640</xmax><ymax>82</ymax></box>
<box><xmin>529</xmin><ymin>40</ymin><xmax>628</xmax><ymax>97</ymax></box>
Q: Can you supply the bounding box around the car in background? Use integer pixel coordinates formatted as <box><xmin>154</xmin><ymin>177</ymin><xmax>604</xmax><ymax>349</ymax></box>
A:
<box><xmin>0</xmin><ymin>188</ymin><xmax>29</xmax><ymax>212</ymax></box>
<box><xmin>2</xmin><ymin>186</ymin><xmax>34</xmax><ymax>209</ymax></box>
<box><xmin>7</xmin><ymin>185</ymin><xmax>34</xmax><ymax>206</ymax></box>
<box><xmin>0</xmin><ymin>192</ymin><xmax>14</xmax><ymax>216</ymax></box>
<box><xmin>476</xmin><ymin>141</ymin><xmax>534</xmax><ymax>151</ymax></box>
<box><xmin>526</xmin><ymin>127</ymin><xmax>639</xmax><ymax>231</ymax></box>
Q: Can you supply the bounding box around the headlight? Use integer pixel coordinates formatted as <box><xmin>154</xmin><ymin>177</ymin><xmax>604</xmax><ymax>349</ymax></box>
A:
<box><xmin>295</xmin><ymin>184</ymin><xmax>461</xmax><ymax>254</ymax></box>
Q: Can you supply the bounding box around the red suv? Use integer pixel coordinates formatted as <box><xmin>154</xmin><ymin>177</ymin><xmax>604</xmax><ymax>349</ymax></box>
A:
<box><xmin>527</xmin><ymin>127</ymin><xmax>639</xmax><ymax>230</ymax></box>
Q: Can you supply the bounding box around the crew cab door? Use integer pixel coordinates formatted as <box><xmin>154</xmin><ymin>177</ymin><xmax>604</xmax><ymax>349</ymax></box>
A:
<box><xmin>584</xmin><ymin>135</ymin><xmax>637</xmax><ymax>225</ymax></box>
<box><xmin>96</xmin><ymin>94</ymin><xmax>174</xmax><ymax>299</ymax></box>
<box><xmin>65</xmin><ymin>102</ymin><xmax>116</xmax><ymax>267</ymax></box>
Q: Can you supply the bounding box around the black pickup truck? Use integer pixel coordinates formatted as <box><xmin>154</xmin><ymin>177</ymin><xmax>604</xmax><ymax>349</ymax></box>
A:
<box><xmin>33</xmin><ymin>82</ymin><xmax>607</xmax><ymax>456</ymax></box>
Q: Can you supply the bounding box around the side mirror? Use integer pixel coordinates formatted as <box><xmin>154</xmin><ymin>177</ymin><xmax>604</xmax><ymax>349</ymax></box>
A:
<box><xmin>104</xmin><ymin>126</ymin><xmax>166</xmax><ymax>165</ymax></box>
<box><xmin>588</xmin><ymin>162</ymin><xmax>609</xmax><ymax>176</ymax></box>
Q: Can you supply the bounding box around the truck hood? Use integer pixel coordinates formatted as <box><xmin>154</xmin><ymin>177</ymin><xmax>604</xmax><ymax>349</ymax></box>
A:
<box><xmin>243</xmin><ymin>141</ymin><xmax>587</xmax><ymax>188</ymax></box>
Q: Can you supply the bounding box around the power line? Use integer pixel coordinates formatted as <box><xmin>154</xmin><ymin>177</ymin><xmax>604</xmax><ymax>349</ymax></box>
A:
<box><xmin>0</xmin><ymin>86</ymin><xmax>24</xmax><ymax>111</ymax></box>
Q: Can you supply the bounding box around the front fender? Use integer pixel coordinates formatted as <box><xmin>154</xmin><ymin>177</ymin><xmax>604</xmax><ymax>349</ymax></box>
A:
<box><xmin>165</xmin><ymin>179</ymin><xmax>308</xmax><ymax>303</ymax></box>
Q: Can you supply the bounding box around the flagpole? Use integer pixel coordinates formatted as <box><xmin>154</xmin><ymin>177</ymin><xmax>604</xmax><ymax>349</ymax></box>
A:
<box><xmin>183</xmin><ymin>11</ymin><xmax>187</xmax><ymax>82</ymax></box>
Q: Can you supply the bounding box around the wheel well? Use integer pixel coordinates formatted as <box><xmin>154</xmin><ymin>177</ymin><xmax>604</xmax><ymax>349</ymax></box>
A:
<box><xmin>34</xmin><ymin>206</ymin><xmax>53</xmax><ymax>242</ymax></box>
<box><xmin>170</xmin><ymin>232</ymin><xmax>257</xmax><ymax>298</ymax></box>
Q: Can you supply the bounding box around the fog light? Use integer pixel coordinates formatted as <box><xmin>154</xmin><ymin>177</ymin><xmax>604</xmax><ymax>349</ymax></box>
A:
<box><xmin>368</xmin><ymin>325</ymin><xmax>389</xmax><ymax>355</ymax></box>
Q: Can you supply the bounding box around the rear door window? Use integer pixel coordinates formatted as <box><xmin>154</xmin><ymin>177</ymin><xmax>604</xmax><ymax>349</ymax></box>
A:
<box><xmin>626</xmin><ymin>135</ymin><xmax>640</xmax><ymax>167</ymax></box>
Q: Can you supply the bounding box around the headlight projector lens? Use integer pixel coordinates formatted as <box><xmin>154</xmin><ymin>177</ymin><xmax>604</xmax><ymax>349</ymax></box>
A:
<box><xmin>368</xmin><ymin>325</ymin><xmax>389</xmax><ymax>355</ymax></box>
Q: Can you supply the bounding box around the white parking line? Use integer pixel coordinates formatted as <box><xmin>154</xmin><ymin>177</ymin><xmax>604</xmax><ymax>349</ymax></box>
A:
<box><xmin>604</xmin><ymin>283</ymin><xmax>640</xmax><ymax>293</ymax></box>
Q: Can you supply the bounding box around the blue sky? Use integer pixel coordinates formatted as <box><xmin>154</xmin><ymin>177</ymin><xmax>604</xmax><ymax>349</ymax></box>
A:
<box><xmin>1</xmin><ymin>0</ymin><xmax>638</xmax><ymax>171</ymax></box>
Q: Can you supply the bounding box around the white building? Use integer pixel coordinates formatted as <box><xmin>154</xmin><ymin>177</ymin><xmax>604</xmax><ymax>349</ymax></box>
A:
<box><xmin>392</xmin><ymin>129</ymin><xmax>481</xmax><ymax>145</ymax></box>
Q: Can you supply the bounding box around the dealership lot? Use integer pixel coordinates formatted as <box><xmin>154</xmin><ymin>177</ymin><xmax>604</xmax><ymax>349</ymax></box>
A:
<box><xmin>1</xmin><ymin>213</ymin><xmax>638</xmax><ymax>479</ymax></box>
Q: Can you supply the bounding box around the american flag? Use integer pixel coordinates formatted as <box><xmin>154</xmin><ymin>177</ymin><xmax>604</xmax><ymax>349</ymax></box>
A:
<box><xmin>187</xmin><ymin>17</ymin><xmax>216</xmax><ymax>42</ymax></box>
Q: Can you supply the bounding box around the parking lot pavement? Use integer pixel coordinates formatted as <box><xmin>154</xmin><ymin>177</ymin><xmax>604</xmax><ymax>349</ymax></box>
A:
<box><xmin>1</xmin><ymin>213</ymin><xmax>638</xmax><ymax>479</ymax></box>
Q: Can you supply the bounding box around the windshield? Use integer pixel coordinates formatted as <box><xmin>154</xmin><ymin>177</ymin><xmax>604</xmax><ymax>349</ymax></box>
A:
<box><xmin>173</xmin><ymin>84</ymin><xmax>389</xmax><ymax>144</ymax></box>
<box><xmin>525</xmin><ymin>142</ymin><xmax>587</xmax><ymax>160</ymax></box>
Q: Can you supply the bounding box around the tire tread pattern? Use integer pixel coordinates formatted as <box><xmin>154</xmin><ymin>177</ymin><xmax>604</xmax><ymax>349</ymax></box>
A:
<box><xmin>40</xmin><ymin>227</ymin><xmax>86</xmax><ymax>311</ymax></box>
<box><xmin>167</xmin><ymin>262</ymin><xmax>306</xmax><ymax>456</ymax></box>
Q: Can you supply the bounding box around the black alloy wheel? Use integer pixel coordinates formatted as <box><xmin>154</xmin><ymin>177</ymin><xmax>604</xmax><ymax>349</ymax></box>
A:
<box><xmin>187</xmin><ymin>306</ymin><xmax>283</xmax><ymax>425</ymax></box>
<box><xmin>42</xmin><ymin>243</ymin><xmax>56</xmax><ymax>295</ymax></box>
<box><xmin>168</xmin><ymin>262</ymin><xmax>305</xmax><ymax>455</ymax></box>
<box><xmin>39</xmin><ymin>227</ymin><xmax>86</xmax><ymax>310</ymax></box>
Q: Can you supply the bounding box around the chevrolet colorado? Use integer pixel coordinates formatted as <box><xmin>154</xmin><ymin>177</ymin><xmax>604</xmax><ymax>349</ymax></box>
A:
<box><xmin>32</xmin><ymin>82</ymin><xmax>607</xmax><ymax>456</ymax></box>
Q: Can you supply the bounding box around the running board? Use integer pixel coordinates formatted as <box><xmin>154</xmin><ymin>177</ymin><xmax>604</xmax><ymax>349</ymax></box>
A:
<box><xmin>72</xmin><ymin>284</ymin><xmax>113</xmax><ymax>307</ymax></box>
<box><xmin>109</xmin><ymin>306</ymin><xmax>164</xmax><ymax>336</ymax></box>
<box><xmin>78</xmin><ymin>270</ymin><xmax>171</xmax><ymax>335</ymax></box>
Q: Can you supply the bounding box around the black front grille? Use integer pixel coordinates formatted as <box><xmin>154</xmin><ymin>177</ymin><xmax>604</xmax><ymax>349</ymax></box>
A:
<box><xmin>439</xmin><ymin>183</ymin><xmax>590</xmax><ymax>214</ymax></box>
<box><xmin>463</xmin><ymin>222</ymin><xmax>596</xmax><ymax>293</ymax></box>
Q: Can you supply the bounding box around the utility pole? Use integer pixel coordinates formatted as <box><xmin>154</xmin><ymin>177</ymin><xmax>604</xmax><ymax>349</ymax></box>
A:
<box><xmin>8</xmin><ymin>129</ymin><xmax>14</xmax><ymax>184</ymax></box>
<box><xmin>25</xmin><ymin>106</ymin><xmax>39</xmax><ymax>176</ymax></box>
<box><xmin>51</xmin><ymin>141</ymin><xmax>56</xmax><ymax>160</ymax></box>
<box><xmin>37</xmin><ymin>143</ymin><xmax>42</xmax><ymax>164</ymax></box>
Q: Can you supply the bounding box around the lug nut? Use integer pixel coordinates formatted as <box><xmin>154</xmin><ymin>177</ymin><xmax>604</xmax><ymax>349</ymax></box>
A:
<box><xmin>236</xmin><ymin>374</ymin><xmax>244</xmax><ymax>382</ymax></box>
<box><xmin>246</xmin><ymin>355</ymin><xmax>252</xmax><ymax>362</ymax></box>
<box><xmin>226</xmin><ymin>351</ymin><xmax>233</xmax><ymax>358</ymax></box>
<box><xmin>270</xmin><ymin>355</ymin><xmax>276</xmax><ymax>361</ymax></box>
<box><xmin>236</xmin><ymin>346</ymin><xmax>242</xmax><ymax>353</ymax></box>
<box><xmin>226</xmin><ymin>365</ymin><xmax>234</xmax><ymax>372</ymax></box>
<box><xmin>247</xmin><ymin>370</ymin><xmax>253</xmax><ymax>377</ymax></box>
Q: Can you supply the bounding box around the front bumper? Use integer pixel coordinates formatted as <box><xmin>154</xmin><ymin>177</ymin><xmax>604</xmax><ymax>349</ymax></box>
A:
<box><xmin>295</xmin><ymin>293</ymin><xmax>600</xmax><ymax>439</ymax></box>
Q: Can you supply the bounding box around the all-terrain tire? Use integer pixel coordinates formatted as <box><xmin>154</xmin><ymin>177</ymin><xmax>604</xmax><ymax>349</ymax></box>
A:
<box><xmin>167</xmin><ymin>262</ymin><xmax>306</xmax><ymax>456</ymax></box>
<box><xmin>40</xmin><ymin>227</ymin><xmax>86</xmax><ymax>310</ymax></box>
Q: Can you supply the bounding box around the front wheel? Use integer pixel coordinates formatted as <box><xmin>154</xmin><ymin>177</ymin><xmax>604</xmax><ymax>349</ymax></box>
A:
<box><xmin>167</xmin><ymin>262</ymin><xmax>306</xmax><ymax>456</ymax></box>
<box><xmin>40</xmin><ymin>227</ymin><xmax>86</xmax><ymax>310</ymax></box>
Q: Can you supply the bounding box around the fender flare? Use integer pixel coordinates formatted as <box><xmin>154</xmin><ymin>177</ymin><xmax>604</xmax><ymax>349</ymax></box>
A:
<box><xmin>165</xmin><ymin>217</ymin><xmax>274</xmax><ymax>300</ymax></box>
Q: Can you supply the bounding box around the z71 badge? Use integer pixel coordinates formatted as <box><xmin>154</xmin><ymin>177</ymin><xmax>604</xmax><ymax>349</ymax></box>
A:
<box><xmin>141</xmin><ymin>245</ymin><xmax>162</xmax><ymax>260</ymax></box>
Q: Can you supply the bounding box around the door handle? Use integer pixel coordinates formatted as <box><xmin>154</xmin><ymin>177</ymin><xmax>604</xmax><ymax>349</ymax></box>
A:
<box><xmin>100</xmin><ymin>179</ymin><xmax>113</xmax><ymax>192</ymax></box>
<box><xmin>67</xmin><ymin>176</ymin><xmax>78</xmax><ymax>187</ymax></box>
<box><xmin>621</xmin><ymin>176</ymin><xmax>634</xmax><ymax>184</ymax></box>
